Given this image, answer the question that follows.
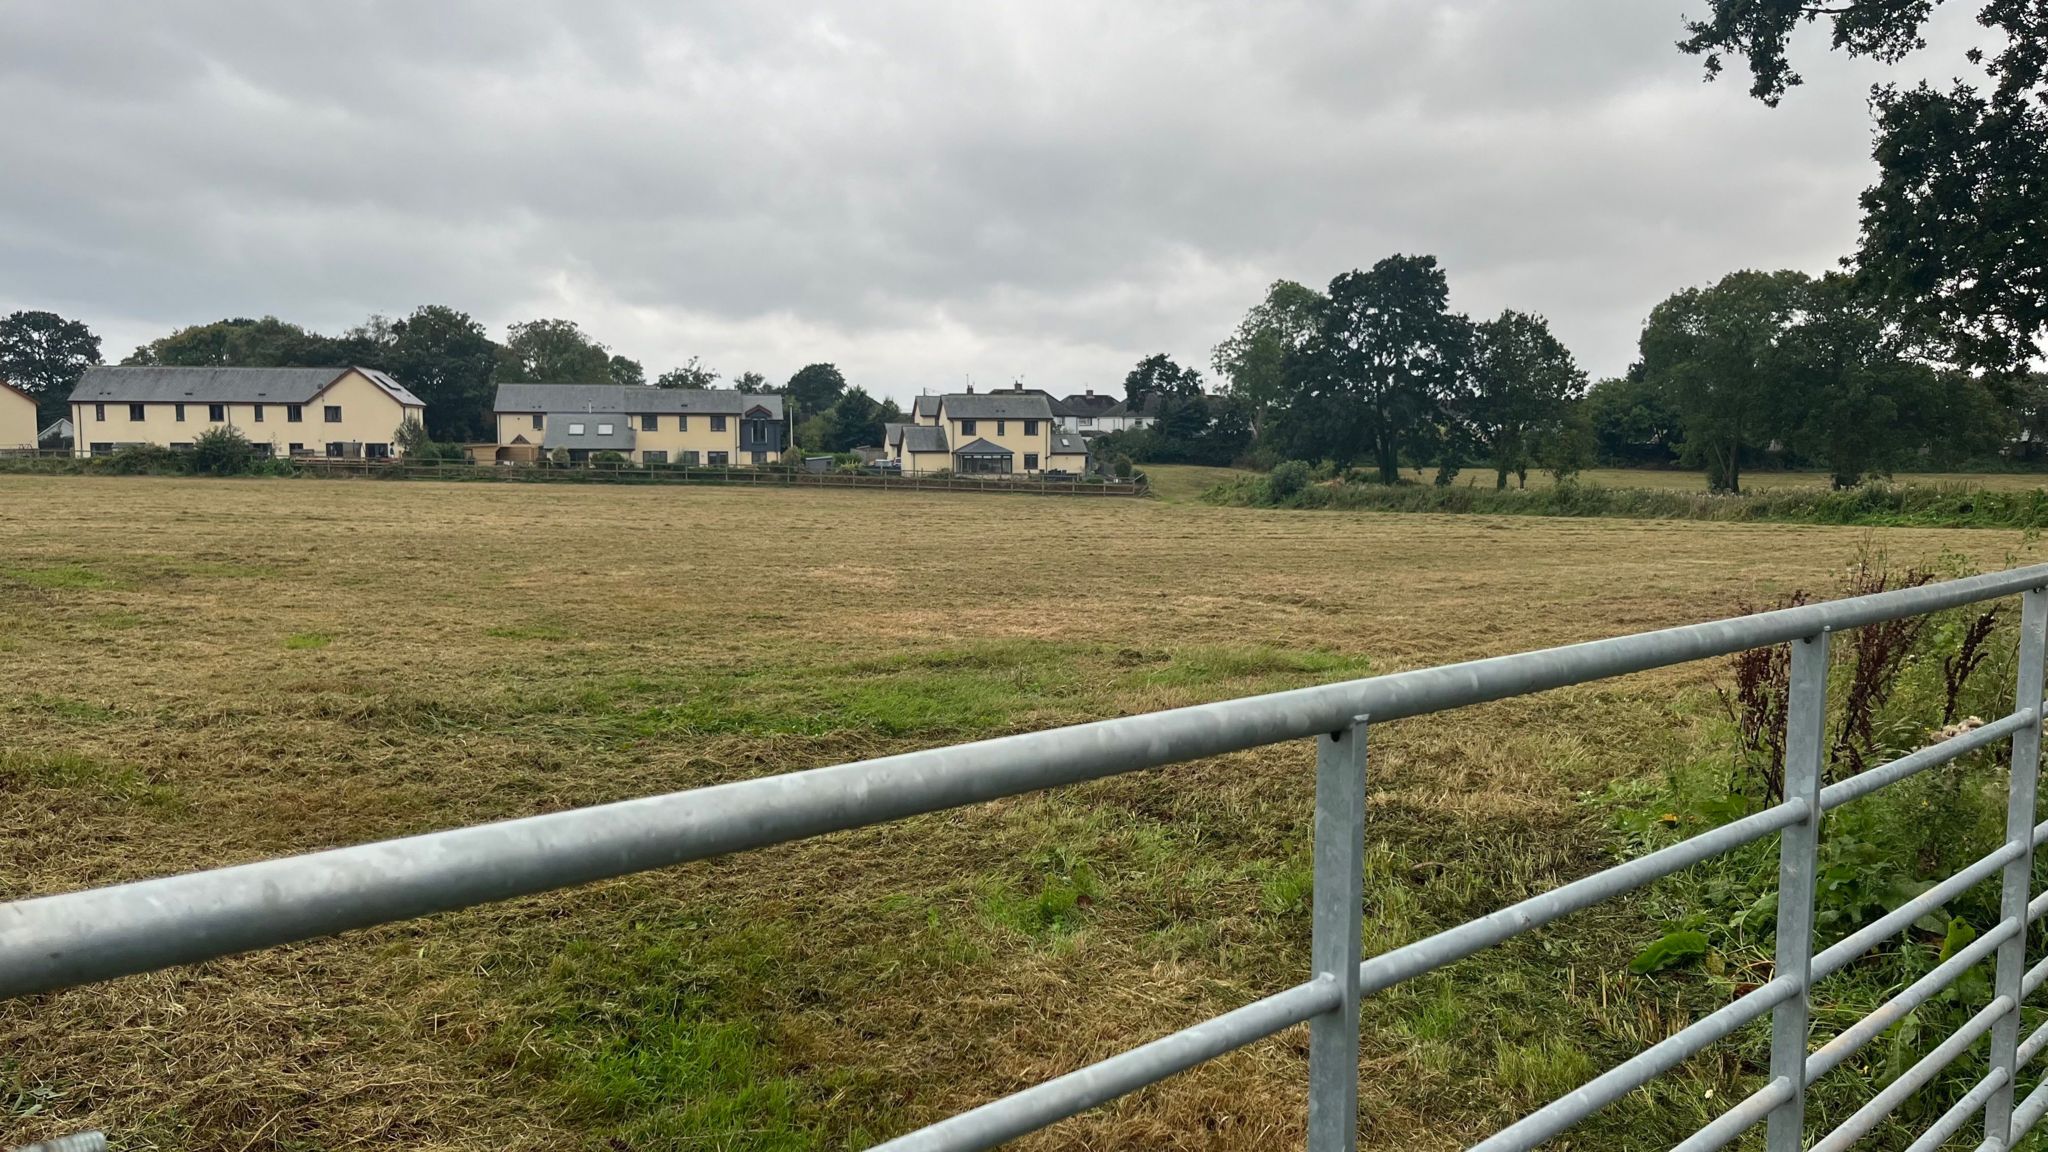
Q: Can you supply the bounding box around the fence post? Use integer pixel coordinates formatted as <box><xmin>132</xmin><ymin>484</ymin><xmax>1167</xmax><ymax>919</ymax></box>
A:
<box><xmin>1309</xmin><ymin>716</ymin><xmax>1367</xmax><ymax>1152</ymax></box>
<box><xmin>1767</xmin><ymin>629</ymin><xmax>1829</xmax><ymax>1152</ymax></box>
<box><xmin>1987</xmin><ymin>586</ymin><xmax>2048</xmax><ymax>1145</ymax></box>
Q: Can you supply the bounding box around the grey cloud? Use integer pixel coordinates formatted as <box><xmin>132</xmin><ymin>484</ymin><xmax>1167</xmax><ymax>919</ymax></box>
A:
<box><xmin>0</xmin><ymin>1</ymin><xmax>1988</xmax><ymax>396</ymax></box>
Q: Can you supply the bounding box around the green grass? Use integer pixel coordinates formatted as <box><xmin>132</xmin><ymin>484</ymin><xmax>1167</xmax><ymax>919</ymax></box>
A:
<box><xmin>1</xmin><ymin>564</ymin><xmax>117</xmax><ymax>590</ymax></box>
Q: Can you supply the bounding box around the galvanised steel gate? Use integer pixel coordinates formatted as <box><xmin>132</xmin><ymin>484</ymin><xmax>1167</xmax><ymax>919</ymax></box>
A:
<box><xmin>7</xmin><ymin>564</ymin><xmax>2048</xmax><ymax>1151</ymax></box>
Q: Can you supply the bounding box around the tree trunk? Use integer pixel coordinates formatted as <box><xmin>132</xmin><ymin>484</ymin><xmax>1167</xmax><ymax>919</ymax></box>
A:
<box><xmin>1495</xmin><ymin>465</ymin><xmax>1509</xmax><ymax>490</ymax></box>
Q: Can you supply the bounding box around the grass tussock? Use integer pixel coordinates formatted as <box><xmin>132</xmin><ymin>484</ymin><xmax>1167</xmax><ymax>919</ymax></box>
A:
<box><xmin>0</xmin><ymin>474</ymin><xmax>2042</xmax><ymax>1150</ymax></box>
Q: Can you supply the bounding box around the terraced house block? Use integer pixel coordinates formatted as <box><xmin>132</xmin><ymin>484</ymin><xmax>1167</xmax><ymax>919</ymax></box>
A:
<box><xmin>491</xmin><ymin>383</ymin><xmax>787</xmax><ymax>466</ymax></box>
<box><xmin>68</xmin><ymin>366</ymin><xmax>427</xmax><ymax>460</ymax></box>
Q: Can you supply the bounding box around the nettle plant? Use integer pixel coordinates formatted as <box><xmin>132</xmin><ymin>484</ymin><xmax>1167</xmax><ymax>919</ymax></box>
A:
<box><xmin>1634</xmin><ymin>546</ymin><xmax>2030</xmax><ymax>988</ymax></box>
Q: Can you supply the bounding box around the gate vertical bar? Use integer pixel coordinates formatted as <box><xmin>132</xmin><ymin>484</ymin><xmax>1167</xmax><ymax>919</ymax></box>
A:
<box><xmin>1308</xmin><ymin>716</ymin><xmax>1368</xmax><ymax>1152</ymax></box>
<box><xmin>1767</xmin><ymin>630</ymin><xmax>1830</xmax><ymax>1152</ymax></box>
<box><xmin>1986</xmin><ymin>586</ymin><xmax>2047</xmax><ymax>1146</ymax></box>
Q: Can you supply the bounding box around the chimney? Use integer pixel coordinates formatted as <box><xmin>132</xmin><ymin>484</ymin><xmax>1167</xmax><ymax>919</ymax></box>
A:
<box><xmin>1085</xmin><ymin>388</ymin><xmax>1093</xmax><ymax>396</ymax></box>
<box><xmin>966</xmin><ymin>383</ymin><xmax>975</xmax><ymax>394</ymax></box>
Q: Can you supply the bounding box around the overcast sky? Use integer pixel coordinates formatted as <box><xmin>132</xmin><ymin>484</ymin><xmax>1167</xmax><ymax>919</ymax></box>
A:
<box><xmin>0</xmin><ymin>1</ymin><xmax>1984</xmax><ymax>402</ymax></box>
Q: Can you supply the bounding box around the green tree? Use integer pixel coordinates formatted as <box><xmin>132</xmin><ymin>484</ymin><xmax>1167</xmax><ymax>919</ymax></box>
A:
<box><xmin>0</xmin><ymin>310</ymin><xmax>101</xmax><ymax>426</ymax></box>
<box><xmin>817</xmin><ymin>387</ymin><xmax>901</xmax><ymax>451</ymax></box>
<box><xmin>1469</xmin><ymin>310</ymin><xmax>1587</xmax><ymax>488</ymax></box>
<box><xmin>1678</xmin><ymin>4</ymin><xmax>2048</xmax><ymax>373</ymax></box>
<box><xmin>656</xmin><ymin>357</ymin><xmax>718</xmax><ymax>390</ymax></box>
<box><xmin>608</xmin><ymin>354</ymin><xmax>645</xmax><ymax>389</ymax></box>
<box><xmin>1276</xmin><ymin>255</ymin><xmax>1470</xmax><ymax>483</ymax></box>
<box><xmin>498</xmin><ymin>319</ymin><xmax>612</xmax><ymax>383</ymax></box>
<box><xmin>1639</xmin><ymin>270</ymin><xmax>1807</xmax><ymax>493</ymax></box>
<box><xmin>731</xmin><ymin>370</ymin><xmax>769</xmax><ymax>394</ymax></box>
<box><xmin>128</xmin><ymin>317</ymin><xmax>345</xmax><ymax>369</ymax></box>
<box><xmin>1123</xmin><ymin>353</ymin><xmax>1203</xmax><ymax>405</ymax></box>
<box><xmin>786</xmin><ymin>363</ymin><xmax>847</xmax><ymax>418</ymax></box>
<box><xmin>1772</xmin><ymin>273</ymin><xmax>1942</xmax><ymax>488</ymax></box>
<box><xmin>372</xmin><ymin>306</ymin><xmax>498</xmax><ymax>442</ymax></box>
<box><xmin>1583</xmin><ymin>373</ymin><xmax>1680</xmax><ymax>467</ymax></box>
<box><xmin>1212</xmin><ymin>279</ymin><xmax>1323</xmax><ymax>438</ymax></box>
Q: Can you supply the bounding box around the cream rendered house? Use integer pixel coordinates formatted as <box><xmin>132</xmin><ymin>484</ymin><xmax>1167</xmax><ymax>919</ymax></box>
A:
<box><xmin>0</xmin><ymin>381</ymin><xmax>37</xmax><ymax>450</ymax></box>
<box><xmin>492</xmin><ymin>384</ymin><xmax>787</xmax><ymax>465</ymax></box>
<box><xmin>69</xmin><ymin>366</ymin><xmax>426</xmax><ymax>459</ymax></box>
<box><xmin>884</xmin><ymin>390</ymin><xmax>1089</xmax><ymax>475</ymax></box>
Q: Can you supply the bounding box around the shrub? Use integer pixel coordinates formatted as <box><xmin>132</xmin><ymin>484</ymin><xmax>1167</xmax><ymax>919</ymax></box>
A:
<box><xmin>1267</xmin><ymin>460</ymin><xmax>1313</xmax><ymax>501</ymax></box>
<box><xmin>190</xmin><ymin>427</ymin><xmax>258</xmax><ymax>476</ymax></box>
<box><xmin>99</xmin><ymin>443</ymin><xmax>189</xmax><ymax>476</ymax></box>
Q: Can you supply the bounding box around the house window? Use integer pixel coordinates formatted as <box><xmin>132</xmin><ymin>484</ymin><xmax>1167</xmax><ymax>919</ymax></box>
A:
<box><xmin>750</xmin><ymin>450</ymin><xmax>767</xmax><ymax>464</ymax></box>
<box><xmin>1079</xmin><ymin>417</ymin><xmax>1094</xmax><ymax>427</ymax></box>
<box><xmin>288</xmin><ymin>405</ymin><xmax>303</xmax><ymax>423</ymax></box>
<box><xmin>711</xmin><ymin>415</ymin><xmax>727</xmax><ymax>432</ymax></box>
<box><xmin>997</xmin><ymin>419</ymin><xmax>1006</xmax><ymax>436</ymax></box>
<box><xmin>89</xmin><ymin>441</ymin><xmax>113</xmax><ymax>456</ymax></box>
<box><xmin>324</xmin><ymin>405</ymin><xmax>342</xmax><ymax>423</ymax></box>
<box><xmin>209</xmin><ymin>403</ymin><xmax>226</xmax><ymax>422</ymax></box>
<box><xmin>680</xmin><ymin>450</ymin><xmax>700</xmax><ymax>466</ymax></box>
<box><xmin>679</xmin><ymin>415</ymin><xmax>689</xmax><ymax>431</ymax></box>
<box><xmin>175</xmin><ymin>403</ymin><xmax>186</xmax><ymax>422</ymax></box>
<box><xmin>531</xmin><ymin>413</ymin><xmax>543</xmax><ymax>430</ymax></box>
<box><xmin>640</xmin><ymin>414</ymin><xmax>658</xmax><ymax>431</ymax></box>
<box><xmin>568</xmin><ymin>422</ymin><xmax>586</xmax><ymax>435</ymax></box>
<box><xmin>1024</xmin><ymin>419</ymin><xmax>1039</xmax><ymax>435</ymax></box>
<box><xmin>326</xmin><ymin>442</ymin><xmax>344</xmax><ymax>457</ymax></box>
<box><xmin>94</xmin><ymin>403</ymin><xmax>105</xmax><ymax>421</ymax></box>
<box><xmin>365</xmin><ymin>443</ymin><xmax>390</xmax><ymax>459</ymax></box>
<box><xmin>751</xmin><ymin>423</ymin><xmax>767</xmax><ymax>445</ymax></box>
<box><xmin>707</xmin><ymin>451</ymin><xmax>729</xmax><ymax>466</ymax></box>
<box><xmin>288</xmin><ymin>443</ymin><xmax>304</xmax><ymax>455</ymax></box>
<box><xmin>251</xmin><ymin>444</ymin><xmax>274</xmax><ymax>459</ymax></box>
<box><xmin>596</xmin><ymin>422</ymin><xmax>614</xmax><ymax>435</ymax></box>
<box><xmin>128</xmin><ymin>403</ymin><xmax>145</xmax><ymax>421</ymax></box>
<box><xmin>1025</xmin><ymin>453</ymin><xmax>1040</xmax><ymax>470</ymax></box>
<box><xmin>170</xmin><ymin>442</ymin><xmax>193</xmax><ymax>451</ymax></box>
<box><xmin>961</xmin><ymin>419</ymin><xmax>977</xmax><ymax>435</ymax></box>
<box><xmin>643</xmin><ymin>450</ymin><xmax>668</xmax><ymax>465</ymax></box>
<box><xmin>253</xmin><ymin>404</ymin><xmax>265</xmax><ymax>423</ymax></box>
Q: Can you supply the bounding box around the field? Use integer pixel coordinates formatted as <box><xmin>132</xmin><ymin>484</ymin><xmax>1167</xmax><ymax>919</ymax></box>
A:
<box><xmin>1</xmin><ymin>475</ymin><xmax>2040</xmax><ymax>1150</ymax></box>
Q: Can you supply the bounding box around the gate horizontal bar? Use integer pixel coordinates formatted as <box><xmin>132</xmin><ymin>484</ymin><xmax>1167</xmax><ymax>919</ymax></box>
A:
<box><xmin>1360</xmin><ymin>800</ymin><xmax>1805</xmax><ymax>997</ymax></box>
<box><xmin>1806</xmin><ymin>915</ymin><xmax>2015</xmax><ymax>1082</ymax></box>
<box><xmin>1812</xmin><ymin>841</ymin><xmax>2023</xmax><ymax>980</ymax></box>
<box><xmin>1812</xmin><ymin>995</ymin><xmax>2012</xmax><ymax>1152</ymax></box>
<box><xmin>1670</xmin><ymin>1077</ymin><xmax>1795</xmax><ymax>1152</ymax></box>
<box><xmin>867</xmin><ymin>975</ymin><xmax>1340</xmax><ymax>1152</ymax></box>
<box><xmin>1819</xmin><ymin>710</ymin><xmax>2036</xmax><ymax>811</ymax></box>
<box><xmin>1467</xmin><ymin>977</ymin><xmax>1800</xmax><ymax>1152</ymax></box>
<box><xmin>1906</xmin><ymin>1068</ymin><xmax>2008</xmax><ymax>1152</ymax></box>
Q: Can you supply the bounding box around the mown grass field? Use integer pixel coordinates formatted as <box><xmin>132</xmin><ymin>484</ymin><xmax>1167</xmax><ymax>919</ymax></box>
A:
<box><xmin>0</xmin><ymin>475</ymin><xmax>2040</xmax><ymax>1150</ymax></box>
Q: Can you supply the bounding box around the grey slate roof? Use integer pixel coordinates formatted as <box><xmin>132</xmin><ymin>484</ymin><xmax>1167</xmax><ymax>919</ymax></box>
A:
<box><xmin>938</xmin><ymin>393</ymin><xmax>1054</xmax><ymax>420</ymax></box>
<box><xmin>894</xmin><ymin>424</ymin><xmax>949</xmax><ymax>453</ymax></box>
<box><xmin>1050</xmin><ymin>432</ymin><xmax>1089</xmax><ymax>455</ymax></box>
<box><xmin>911</xmin><ymin>395</ymin><xmax>942</xmax><ymax>419</ymax></box>
<box><xmin>542</xmin><ymin>414</ymin><xmax>636</xmax><ymax>451</ymax></box>
<box><xmin>495</xmin><ymin>383</ymin><xmax>782</xmax><ymax>419</ymax></box>
<box><xmin>953</xmin><ymin>437</ymin><xmax>1013</xmax><ymax>456</ymax></box>
<box><xmin>1054</xmin><ymin>392</ymin><xmax>1120</xmax><ymax>418</ymax></box>
<box><xmin>70</xmin><ymin>366</ymin><xmax>424</xmax><ymax>407</ymax></box>
<box><xmin>1104</xmin><ymin>394</ymin><xmax>1165</xmax><ymax>418</ymax></box>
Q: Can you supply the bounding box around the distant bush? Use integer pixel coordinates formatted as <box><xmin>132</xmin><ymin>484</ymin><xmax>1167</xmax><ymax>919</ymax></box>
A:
<box><xmin>100</xmin><ymin>444</ymin><xmax>189</xmax><ymax>476</ymax></box>
<box><xmin>190</xmin><ymin>427</ymin><xmax>258</xmax><ymax>476</ymax></box>
<box><xmin>1267</xmin><ymin>460</ymin><xmax>1313</xmax><ymax>501</ymax></box>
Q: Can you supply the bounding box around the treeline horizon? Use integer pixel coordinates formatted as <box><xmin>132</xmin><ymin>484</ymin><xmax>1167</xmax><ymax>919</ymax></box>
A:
<box><xmin>1092</xmin><ymin>257</ymin><xmax>2048</xmax><ymax>493</ymax></box>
